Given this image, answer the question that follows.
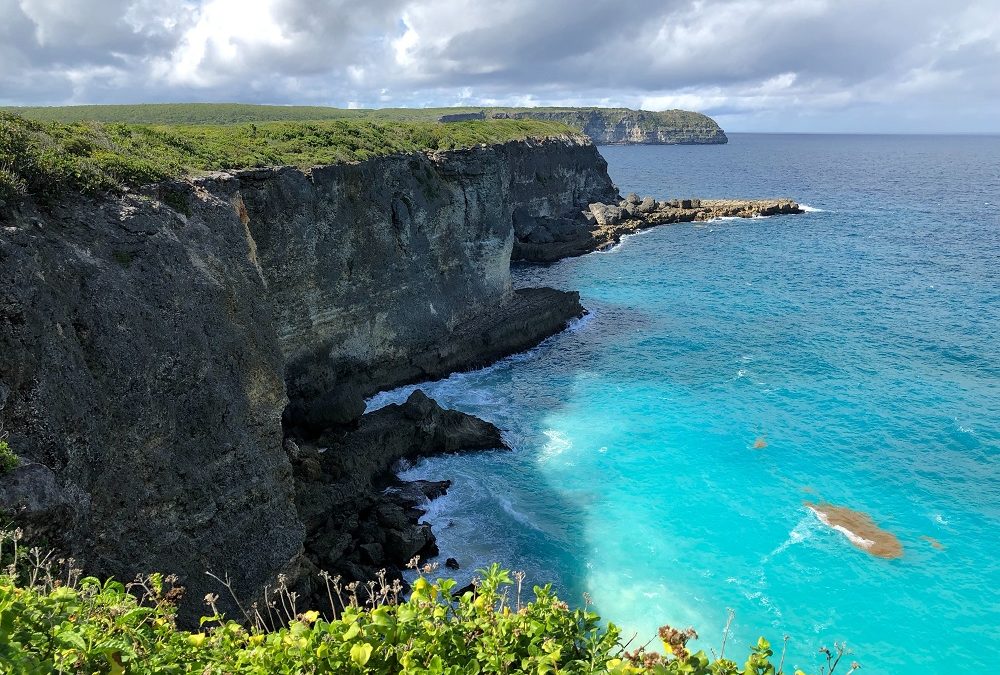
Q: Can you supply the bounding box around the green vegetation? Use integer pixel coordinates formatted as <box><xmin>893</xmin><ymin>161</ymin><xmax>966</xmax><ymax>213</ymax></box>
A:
<box><xmin>0</xmin><ymin>440</ymin><xmax>16</xmax><ymax>476</ymax></box>
<box><xmin>1</xmin><ymin>103</ymin><xmax>716</xmax><ymax>130</ymax></box>
<box><xmin>0</xmin><ymin>111</ymin><xmax>573</xmax><ymax>204</ymax></box>
<box><xmin>0</xmin><ymin>527</ymin><xmax>857</xmax><ymax>674</ymax></box>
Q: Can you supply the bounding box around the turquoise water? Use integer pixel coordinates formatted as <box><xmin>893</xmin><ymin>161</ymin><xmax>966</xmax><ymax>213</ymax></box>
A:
<box><xmin>372</xmin><ymin>134</ymin><xmax>1000</xmax><ymax>673</ymax></box>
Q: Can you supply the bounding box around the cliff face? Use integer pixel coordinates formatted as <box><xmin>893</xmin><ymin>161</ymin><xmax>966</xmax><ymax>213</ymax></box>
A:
<box><xmin>229</xmin><ymin>135</ymin><xmax>612</xmax><ymax>428</ymax></box>
<box><xmin>492</xmin><ymin>108</ymin><xmax>728</xmax><ymax>145</ymax></box>
<box><xmin>0</xmin><ymin>134</ymin><xmax>617</xmax><ymax>619</ymax></box>
<box><xmin>0</xmin><ymin>187</ymin><xmax>304</xmax><ymax>622</ymax></box>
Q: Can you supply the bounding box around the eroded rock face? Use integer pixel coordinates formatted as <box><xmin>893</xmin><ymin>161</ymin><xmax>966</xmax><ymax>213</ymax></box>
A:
<box><xmin>228</xmin><ymin>137</ymin><xmax>603</xmax><ymax>427</ymax></box>
<box><xmin>0</xmin><ymin>189</ymin><xmax>304</xmax><ymax>624</ymax></box>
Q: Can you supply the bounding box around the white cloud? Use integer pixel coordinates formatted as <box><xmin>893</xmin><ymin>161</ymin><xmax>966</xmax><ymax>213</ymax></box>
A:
<box><xmin>1</xmin><ymin>0</ymin><xmax>998</xmax><ymax>132</ymax></box>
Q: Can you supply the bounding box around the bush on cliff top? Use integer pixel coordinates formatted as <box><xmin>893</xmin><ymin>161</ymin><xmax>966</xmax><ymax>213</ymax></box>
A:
<box><xmin>0</xmin><ymin>529</ymin><xmax>857</xmax><ymax>675</ymax></box>
<box><xmin>0</xmin><ymin>111</ymin><xmax>573</xmax><ymax>205</ymax></box>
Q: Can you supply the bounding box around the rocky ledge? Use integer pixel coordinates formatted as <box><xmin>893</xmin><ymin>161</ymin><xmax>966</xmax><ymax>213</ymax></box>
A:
<box><xmin>514</xmin><ymin>193</ymin><xmax>804</xmax><ymax>262</ymax></box>
<box><xmin>291</xmin><ymin>389</ymin><xmax>506</xmax><ymax>603</ymax></box>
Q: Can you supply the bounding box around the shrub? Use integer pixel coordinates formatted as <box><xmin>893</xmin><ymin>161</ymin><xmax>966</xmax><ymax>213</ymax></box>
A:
<box><xmin>0</xmin><ymin>440</ymin><xmax>17</xmax><ymax>477</ymax></box>
<box><xmin>0</xmin><ymin>112</ymin><xmax>574</xmax><ymax>206</ymax></box>
<box><xmin>0</xmin><ymin>533</ymin><xmax>860</xmax><ymax>675</ymax></box>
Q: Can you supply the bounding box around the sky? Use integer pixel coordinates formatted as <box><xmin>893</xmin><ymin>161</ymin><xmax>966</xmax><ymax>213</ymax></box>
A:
<box><xmin>1</xmin><ymin>0</ymin><xmax>999</xmax><ymax>133</ymax></box>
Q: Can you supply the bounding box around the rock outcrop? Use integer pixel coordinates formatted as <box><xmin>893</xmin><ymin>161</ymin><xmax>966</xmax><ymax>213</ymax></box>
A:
<box><xmin>489</xmin><ymin>108</ymin><xmax>728</xmax><ymax>145</ymax></box>
<box><xmin>515</xmin><ymin>197</ymin><xmax>804</xmax><ymax>262</ymax></box>
<box><xmin>0</xmin><ymin>133</ymin><xmax>615</xmax><ymax>621</ymax></box>
<box><xmin>293</xmin><ymin>390</ymin><xmax>506</xmax><ymax>595</ymax></box>
<box><xmin>227</xmin><ymin>136</ymin><xmax>605</xmax><ymax>430</ymax></box>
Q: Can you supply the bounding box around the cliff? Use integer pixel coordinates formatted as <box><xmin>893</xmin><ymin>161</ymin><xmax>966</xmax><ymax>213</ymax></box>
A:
<box><xmin>0</xmin><ymin>133</ymin><xmax>616</xmax><ymax>620</ymax></box>
<box><xmin>488</xmin><ymin>108</ymin><xmax>728</xmax><ymax>145</ymax></box>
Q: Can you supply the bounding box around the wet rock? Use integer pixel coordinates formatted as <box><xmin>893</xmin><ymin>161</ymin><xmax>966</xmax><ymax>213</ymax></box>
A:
<box><xmin>445</xmin><ymin>557</ymin><xmax>460</xmax><ymax>570</ymax></box>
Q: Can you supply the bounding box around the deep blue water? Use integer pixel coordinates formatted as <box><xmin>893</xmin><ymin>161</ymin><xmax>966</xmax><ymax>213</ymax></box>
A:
<box><xmin>372</xmin><ymin>134</ymin><xmax>1000</xmax><ymax>673</ymax></box>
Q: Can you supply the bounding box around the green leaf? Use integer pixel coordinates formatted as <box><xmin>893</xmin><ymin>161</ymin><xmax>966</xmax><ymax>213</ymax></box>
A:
<box><xmin>350</xmin><ymin>642</ymin><xmax>372</xmax><ymax>667</ymax></box>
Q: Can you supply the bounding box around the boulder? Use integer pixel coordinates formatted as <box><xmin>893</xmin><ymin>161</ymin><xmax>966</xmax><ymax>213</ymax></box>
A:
<box><xmin>384</xmin><ymin>524</ymin><xmax>435</xmax><ymax>564</ymax></box>
<box><xmin>625</xmin><ymin>192</ymin><xmax>641</xmax><ymax>205</ymax></box>
<box><xmin>638</xmin><ymin>196</ymin><xmax>657</xmax><ymax>213</ymax></box>
<box><xmin>679</xmin><ymin>198</ymin><xmax>693</xmax><ymax>209</ymax></box>
<box><xmin>588</xmin><ymin>203</ymin><xmax>623</xmax><ymax>226</ymax></box>
<box><xmin>445</xmin><ymin>557</ymin><xmax>460</xmax><ymax>570</ymax></box>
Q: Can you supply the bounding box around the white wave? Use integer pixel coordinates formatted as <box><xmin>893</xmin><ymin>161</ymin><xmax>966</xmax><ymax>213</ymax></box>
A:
<box><xmin>566</xmin><ymin>310</ymin><xmax>595</xmax><ymax>333</ymax></box>
<box><xmin>599</xmin><ymin>226</ymin><xmax>659</xmax><ymax>254</ymax></box>
<box><xmin>497</xmin><ymin>496</ymin><xmax>544</xmax><ymax>532</ymax></box>
<box><xmin>934</xmin><ymin>513</ymin><xmax>950</xmax><ymax>526</ymax></box>
<box><xmin>799</xmin><ymin>204</ymin><xmax>825</xmax><ymax>212</ymax></box>
<box><xmin>538</xmin><ymin>429</ymin><xmax>572</xmax><ymax>461</ymax></box>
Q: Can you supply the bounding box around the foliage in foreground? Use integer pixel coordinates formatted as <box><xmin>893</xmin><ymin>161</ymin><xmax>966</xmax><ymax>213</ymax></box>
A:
<box><xmin>0</xmin><ymin>530</ymin><xmax>857</xmax><ymax>674</ymax></box>
<box><xmin>0</xmin><ymin>112</ymin><xmax>573</xmax><ymax>205</ymax></box>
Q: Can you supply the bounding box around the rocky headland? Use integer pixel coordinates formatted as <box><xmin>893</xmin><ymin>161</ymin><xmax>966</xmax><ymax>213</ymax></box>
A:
<box><xmin>0</xmin><ymin>126</ymin><xmax>800</xmax><ymax>624</ymax></box>
<box><xmin>487</xmin><ymin>108</ymin><xmax>728</xmax><ymax>145</ymax></box>
<box><xmin>514</xmin><ymin>192</ymin><xmax>804</xmax><ymax>262</ymax></box>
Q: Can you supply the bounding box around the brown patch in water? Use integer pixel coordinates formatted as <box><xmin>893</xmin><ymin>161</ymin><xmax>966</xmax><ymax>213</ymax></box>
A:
<box><xmin>753</xmin><ymin>436</ymin><xmax>768</xmax><ymax>449</ymax></box>
<box><xmin>805</xmin><ymin>501</ymin><xmax>904</xmax><ymax>559</ymax></box>
<box><xmin>921</xmin><ymin>535</ymin><xmax>945</xmax><ymax>550</ymax></box>
<box><xmin>801</xmin><ymin>486</ymin><xmax>817</xmax><ymax>494</ymax></box>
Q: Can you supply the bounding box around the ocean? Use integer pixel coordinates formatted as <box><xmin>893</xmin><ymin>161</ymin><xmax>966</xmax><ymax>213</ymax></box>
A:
<box><xmin>369</xmin><ymin>134</ymin><xmax>1000</xmax><ymax>673</ymax></box>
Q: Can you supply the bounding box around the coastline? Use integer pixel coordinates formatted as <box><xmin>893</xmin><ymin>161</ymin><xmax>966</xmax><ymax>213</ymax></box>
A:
<box><xmin>0</xmin><ymin>125</ymin><xmax>804</xmax><ymax>623</ymax></box>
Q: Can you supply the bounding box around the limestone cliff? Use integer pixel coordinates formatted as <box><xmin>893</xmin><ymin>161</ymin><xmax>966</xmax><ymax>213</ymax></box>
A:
<box><xmin>0</xmin><ymin>133</ymin><xmax>617</xmax><ymax>620</ymax></box>
<box><xmin>225</xmin><ymin>135</ymin><xmax>615</xmax><ymax>429</ymax></box>
<box><xmin>489</xmin><ymin>108</ymin><xmax>728</xmax><ymax>145</ymax></box>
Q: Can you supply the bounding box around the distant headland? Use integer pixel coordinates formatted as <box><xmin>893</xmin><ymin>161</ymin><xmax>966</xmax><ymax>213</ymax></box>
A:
<box><xmin>2</xmin><ymin>103</ymin><xmax>728</xmax><ymax>146</ymax></box>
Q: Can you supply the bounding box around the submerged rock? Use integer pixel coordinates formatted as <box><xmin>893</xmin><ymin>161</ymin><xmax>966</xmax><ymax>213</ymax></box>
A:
<box><xmin>805</xmin><ymin>502</ymin><xmax>904</xmax><ymax>559</ymax></box>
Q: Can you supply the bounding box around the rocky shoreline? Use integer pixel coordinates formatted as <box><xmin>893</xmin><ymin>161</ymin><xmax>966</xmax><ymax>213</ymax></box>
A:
<box><xmin>290</xmin><ymin>390</ymin><xmax>507</xmax><ymax>603</ymax></box>
<box><xmin>515</xmin><ymin>193</ymin><xmax>804</xmax><ymax>262</ymax></box>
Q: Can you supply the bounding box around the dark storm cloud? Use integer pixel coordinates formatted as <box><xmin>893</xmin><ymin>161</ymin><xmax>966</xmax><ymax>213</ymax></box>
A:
<box><xmin>1</xmin><ymin>0</ymin><xmax>997</xmax><ymax>131</ymax></box>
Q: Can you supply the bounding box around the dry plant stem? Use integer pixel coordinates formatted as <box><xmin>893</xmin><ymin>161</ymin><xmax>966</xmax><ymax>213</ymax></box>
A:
<box><xmin>719</xmin><ymin>607</ymin><xmax>735</xmax><ymax>660</ymax></box>
<box><xmin>778</xmin><ymin>634</ymin><xmax>790</xmax><ymax>674</ymax></box>
<box><xmin>205</xmin><ymin>570</ymin><xmax>252</xmax><ymax>624</ymax></box>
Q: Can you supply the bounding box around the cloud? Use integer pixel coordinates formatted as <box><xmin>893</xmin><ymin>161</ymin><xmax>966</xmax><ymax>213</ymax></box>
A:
<box><xmin>1</xmin><ymin>0</ymin><xmax>998</xmax><ymax>131</ymax></box>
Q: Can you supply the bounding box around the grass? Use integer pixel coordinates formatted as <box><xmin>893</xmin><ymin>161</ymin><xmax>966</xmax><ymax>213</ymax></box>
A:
<box><xmin>0</xmin><ymin>112</ymin><xmax>574</xmax><ymax>204</ymax></box>
<box><xmin>0</xmin><ymin>527</ymin><xmax>858</xmax><ymax>674</ymax></box>
<box><xmin>2</xmin><ymin>104</ymin><xmax>721</xmax><ymax>131</ymax></box>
